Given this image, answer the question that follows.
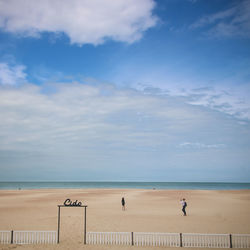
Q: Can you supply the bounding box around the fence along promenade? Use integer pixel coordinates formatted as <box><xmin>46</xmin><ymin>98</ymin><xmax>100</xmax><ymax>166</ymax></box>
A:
<box><xmin>0</xmin><ymin>231</ymin><xmax>10</xmax><ymax>244</ymax></box>
<box><xmin>232</xmin><ymin>234</ymin><xmax>250</xmax><ymax>249</ymax></box>
<box><xmin>86</xmin><ymin>231</ymin><xmax>250</xmax><ymax>248</ymax></box>
<box><xmin>1</xmin><ymin>230</ymin><xmax>250</xmax><ymax>247</ymax></box>
<box><xmin>0</xmin><ymin>230</ymin><xmax>57</xmax><ymax>244</ymax></box>
<box><xmin>134</xmin><ymin>232</ymin><xmax>180</xmax><ymax>247</ymax></box>
<box><xmin>182</xmin><ymin>233</ymin><xmax>230</xmax><ymax>248</ymax></box>
<box><xmin>87</xmin><ymin>232</ymin><xmax>132</xmax><ymax>245</ymax></box>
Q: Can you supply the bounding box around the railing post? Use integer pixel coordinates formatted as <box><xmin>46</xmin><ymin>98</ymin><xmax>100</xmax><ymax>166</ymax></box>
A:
<box><xmin>11</xmin><ymin>230</ymin><xmax>14</xmax><ymax>244</ymax></box>
<box><xmin>180</xmin><ymin>233</ymin><xmax>183</xmax><ymax>247</ymax></box>
<box><xmin>57</xmin><ymin>206</ymin><xmax>60</xmax><ymax>244</ymax></box>
<box><xmin>131</xmin><ymin>232</ymin><xmax>134</xmax><ymax>246</ymax></box>
<box><xmin>84</xmin><ymin>206</ymin><xmax>87</xmax><ymax>244</ymax></box>
<box><xmin>229</xmin><ymin>234</ymin><xmax>232</xmax><ymax>248</ymax></box>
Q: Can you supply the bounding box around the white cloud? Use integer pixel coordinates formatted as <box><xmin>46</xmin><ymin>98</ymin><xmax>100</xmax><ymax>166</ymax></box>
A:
<box><xmin>0</xmin><ymin>82</ymin><xmax>249</xmax><ymax>181</ymax></box>
<box><xmin>0</xmin><ymin>62</ymin><xmax>27</xmax><ymax>85</ymax></box>
<box><xmin>190</xmin><ymin>0</ymin><xmax>250</xmax><ymax>38</ymax></box>
<box><xmin>0</xmin><ymin>0</ymin><xmax>157</xmax><ymax>45</ymax></box>
<box><xmin>138</xmin><ymin>82</ymin><xmax>250</xmax><ymax>121</ymax></box>
<box><xmin>190</xmin><ymin>8</ymin><xmax>235</xmax><ymax>29</ymax></box>
<box><xmin>0</xmin><ymin>82</ymin><xmax>217</xmax><ymax>152</ymax></box>
<box><xmin>186</xmin><ymin>86</ymin><xmax>250</xmax><ymax>121</ymax></box>
<box><xmin>160</xmin><ymin>84</ymin><xmax>250</xmax><ymax>121</ymax></box>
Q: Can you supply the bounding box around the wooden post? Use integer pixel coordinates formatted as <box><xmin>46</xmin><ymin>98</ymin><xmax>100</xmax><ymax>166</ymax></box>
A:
<box><xmin>84</xmin><ymin>206</ymin><xmax>87</xmax><ymax>244</ymax></box>
<box><xmin>131</xmin><ymin>232</ymin><xmax>134</xmax><ymax>245</ymax></box>
<box><xmin>57</xmin><ymin>206</ymin><xmax>61</xmax><ymax>244</ymax></box>
<box><xmin>180</xmin><ymin>233</ymin><xmax>183</xmax><ymax>247</ymax></box>
<box><xmin>11</xmin><ymin>230</ymin><xmax>14</xmax><ymax>244</ymax></box>
<box><xmin>229</xmin><ymin>234</ymin><xmax>233</xmax><ymax>248</ymax></box>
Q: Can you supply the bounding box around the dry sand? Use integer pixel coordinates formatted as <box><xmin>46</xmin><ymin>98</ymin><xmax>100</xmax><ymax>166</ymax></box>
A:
<box><xmin>0</xmin><ymin>188</ymin><xmax>250</xmax><ymax>250</ymax></box>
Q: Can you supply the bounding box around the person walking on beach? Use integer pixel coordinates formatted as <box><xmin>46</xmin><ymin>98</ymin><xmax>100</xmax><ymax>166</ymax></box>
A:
<box><xmin>180</xmin><ymin>198</ymin><xmax>187</xmax><ymax>216</ymax></box>
<box><xmin>121</xmin><ymin>197</ymin><xmax>125</xmax><ymax>211</ymax></box>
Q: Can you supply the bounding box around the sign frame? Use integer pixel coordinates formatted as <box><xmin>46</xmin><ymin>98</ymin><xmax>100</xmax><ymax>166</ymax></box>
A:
<box><xmin>57</xmin><ymin>200</ymin><xmax>87</xmax><ymax>244</ymax></box>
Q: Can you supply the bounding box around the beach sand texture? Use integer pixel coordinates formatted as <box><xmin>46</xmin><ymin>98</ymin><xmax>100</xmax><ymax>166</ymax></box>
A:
<box><xmin>0</xmin><ymin>189</ymin><xmax>250</xmax><ymax>250</ymax></box>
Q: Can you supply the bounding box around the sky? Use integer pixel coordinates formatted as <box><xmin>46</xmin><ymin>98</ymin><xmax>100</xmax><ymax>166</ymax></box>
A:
<box><xmin>0</xmin><ymin>0</ymin><xmax>250</xmax><ymax>182</ymax></box>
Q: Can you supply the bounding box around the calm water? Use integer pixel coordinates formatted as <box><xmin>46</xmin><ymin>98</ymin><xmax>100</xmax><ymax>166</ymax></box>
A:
<box><xmin>0</xmin><ymin>182</ymin><xmax>249</xmax><ymax>190</ymax></box>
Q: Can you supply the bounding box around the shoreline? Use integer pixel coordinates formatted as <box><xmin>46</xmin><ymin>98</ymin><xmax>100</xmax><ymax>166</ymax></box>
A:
<box><xmin>1</xmin><ymin>181</ymin><xmax>250</xmax><ymax>191</ymax></box>
<box><xmin>1</xmin><ymin>188</ymin><xmax>250</xmax><ymax>191</ymax></box>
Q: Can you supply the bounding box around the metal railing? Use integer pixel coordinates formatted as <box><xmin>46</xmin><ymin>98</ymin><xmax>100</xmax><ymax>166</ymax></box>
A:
<box><xmin>1</xmin><ymin>230</ymin><xmax>250</xmax><ymax>247</ymax></box>
<box><xmin>182</xmin><ymin>233</ymin><xmax>230</xmax><ymax>248</ymax></box>
<box><xmin>86</xmin><ymin>231</ymin><xmax>250</xmax><ymax>248</ymax></box>
<box><xmin>0</xmin><ymin>231</ymin><xmax>11</xmax><ymax>244</ymax></box>
<box><xmin>0</xmin><ymin>230</ymin><xmax>57</xmax><ymax>244</ymax></box>
<box><xmin>232</xmin><ymin>234</ymin><xmax>250</xmax><ymax>248</ymax></box>
<box><xmin>87</xmin><ymin>232</ymin><xmax>131</xmax><ymax>245</ymax></box>
<box><xmin>134</xmin><ymin>232</ymin><xmax>180</xmax><ymax>247</ymax></box>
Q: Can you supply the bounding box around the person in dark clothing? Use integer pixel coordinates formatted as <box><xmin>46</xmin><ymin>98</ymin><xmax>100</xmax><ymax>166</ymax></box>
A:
<box><xmin>180</xmin><ymin>198</ymin><xmax>187</xmax><ymax>216</ymax></box>
<box><xmin>121</xmin><ymin>197</ymin><xmax>125</xmax><ymax>211</ymax></box>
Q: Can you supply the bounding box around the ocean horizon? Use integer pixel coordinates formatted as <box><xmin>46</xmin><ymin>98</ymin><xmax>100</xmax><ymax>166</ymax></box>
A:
<box><xmin>0</xmin><ymin>181</ymin><xmax>250</xmax><ymax>190</ymax></box>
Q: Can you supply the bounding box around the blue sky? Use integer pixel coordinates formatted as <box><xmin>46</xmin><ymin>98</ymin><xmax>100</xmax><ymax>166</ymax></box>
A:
<box><xmin>0</xmin><ymin>0</ymin><xmax>250</xmax><ymax>182</ymax></box>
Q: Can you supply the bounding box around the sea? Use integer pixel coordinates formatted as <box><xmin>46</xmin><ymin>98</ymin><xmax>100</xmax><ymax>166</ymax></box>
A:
<box><xmin>0</xmin><ymin>182</ymin><xmax>250</xmax><ymax>190</ymax></box>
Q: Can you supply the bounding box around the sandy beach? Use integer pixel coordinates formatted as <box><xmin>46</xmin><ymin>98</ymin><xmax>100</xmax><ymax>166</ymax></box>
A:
<box><xmin>0</xmin><ymin>189</ymin><xmax>250</xmax><ymax>250</ymax></box>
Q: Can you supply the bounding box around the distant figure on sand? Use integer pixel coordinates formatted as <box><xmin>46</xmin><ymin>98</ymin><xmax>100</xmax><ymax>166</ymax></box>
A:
<box><xmin>180</xmin><ymin>198</ymin><xmax>187</xmax><ymax>216</ymax></box>
<box><xmin>121</xmin><ymin>197</ymin><xmax>125</xmax><ymax>211</ymax></box>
